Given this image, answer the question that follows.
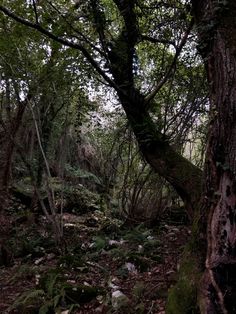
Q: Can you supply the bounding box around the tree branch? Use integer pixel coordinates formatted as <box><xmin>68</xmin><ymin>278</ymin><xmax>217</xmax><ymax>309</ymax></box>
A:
<box><xmin>0</xmin><ymin>5</ymin><xmax>122</xmax><ymax>94</ymax></box>
<box><xmin>32</xmin><ymin>0</ymin><xmax>39</xmax><ymax>24</ymax></box>
<box><xmin>140</xmin><ymin>34</ymin><xmax>176</xmax><ymax>48</ymax></box>
<box><xmin>144</xmin><ymin>18</ymin><xmax>194</xmax><ymax>106</ymax></box>
<box><xmin>45</xmin><ymin>0</ymin><xmax>107</xmax><ymax>58</ymax></box>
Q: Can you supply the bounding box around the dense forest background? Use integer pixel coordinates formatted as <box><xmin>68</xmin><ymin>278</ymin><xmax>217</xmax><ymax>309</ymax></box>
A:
<box><xmin>0</xmin><ymin>1</ymin><xmax>236</xmax><ymax>313</ymax></box>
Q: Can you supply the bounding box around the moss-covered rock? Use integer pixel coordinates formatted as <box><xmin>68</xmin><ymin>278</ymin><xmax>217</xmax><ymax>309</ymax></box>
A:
<box><xmin>54</xmin><ymin>184</ymin><xmax>99</xmax><ymax>214</ymax></box>
<box><xmin>63</xmin><ymin>284</ymin><xmax>99</xmax><ymax>304</ymax></box>
<box><xmin>57</xmin><ymin>253</ymin><xmax>84</xmax><ymax>268</ymax></box>
<box><xmin>111</xmin><ymin>290</ymin><xmax>130</xmax><ymax>310</ymax></box>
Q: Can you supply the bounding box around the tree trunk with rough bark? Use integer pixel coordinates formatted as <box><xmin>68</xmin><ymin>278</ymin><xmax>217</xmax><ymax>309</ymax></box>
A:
<box><xmin>192</xmin><ymin>1</ymin><xmax>236</xmax><ymax>312</ymax></box>
<box><xmin>0</xmin><ymin>101</ymin><xmax>27</xmax><ymax>212</ymax></box>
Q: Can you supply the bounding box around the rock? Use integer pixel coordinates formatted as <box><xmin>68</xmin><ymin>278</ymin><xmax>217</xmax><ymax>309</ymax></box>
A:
<box><xmin>171</xmin><ymin>227</ymin><xmax>180</xmax><ymax>233</ymax></box>
<box><xmin>108</xmin><ymin>239</ymin><xmax>125</xmax><ymax>246</ymax></box>
<box><xmin>138</xmin><ymin>245</ymin><xmax>144</xmax><ymax>253</ymax></box>
<box><xmin>34</xmin><ymin>257</ymin><xmax>44</xmax><ymax>265</ymax></box>
<box><xmin>46</xmin><ymin>253</ymin><xmax>55</xmax><ymax>260</ymax></box>
<box><xmin>124</xmin><ymin>262</ymin><xmax>137</xmax><ymax>274</ymax></box>
<box><xmin>111</xmin><ymin>290</ymin><xmax>129</xmax><ymax>310</ymax></box>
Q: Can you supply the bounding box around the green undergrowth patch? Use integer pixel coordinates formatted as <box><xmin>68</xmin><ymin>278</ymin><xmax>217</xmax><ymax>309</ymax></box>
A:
<box><xmin>85</xmin><ymin>224</ymin><xmax>162</xmax><ymax>265</ymax></box>
<box><xmin>7</xmin><ymin>224</ymin><xmax>56</xmax><ymax>260</ymax></box>
<box><xmin>8</xmin><ymin>268</ymin><xmax>103</xmax><ymax>314</ymax></box>
<box><xmin>9</xmin><ymin>264</ymin><xmax>37</xmax><ymax>283</ymax></box>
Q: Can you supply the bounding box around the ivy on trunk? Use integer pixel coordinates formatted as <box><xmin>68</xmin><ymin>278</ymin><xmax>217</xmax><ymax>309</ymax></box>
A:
<box><xmin>192</xmin><ymin>1</ymin><xmax>236</xmax><ymax>312</ymax></box>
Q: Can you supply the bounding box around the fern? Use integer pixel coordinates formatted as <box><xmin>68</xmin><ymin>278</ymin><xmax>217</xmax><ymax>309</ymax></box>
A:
<box><xmin>7</xmin><ymin>289</ymin><xmax>45</xmax><ymax>312</ymax></box>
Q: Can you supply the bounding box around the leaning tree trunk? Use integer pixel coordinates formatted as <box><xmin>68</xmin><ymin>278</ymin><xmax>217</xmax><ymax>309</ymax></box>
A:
<box><xmin>192</xmin><ymin>1</ymin><xmax>236</xmax><ymax>312</ymax></box>
<box><xmin>107</xmin><ymin>0</ymin><xmax>202</xmax><ymax>219</ymax></box>
<box><xmin>117</xmin><ymin>90</ymin><xmax>202</xmax><ymax>219</ymax></box>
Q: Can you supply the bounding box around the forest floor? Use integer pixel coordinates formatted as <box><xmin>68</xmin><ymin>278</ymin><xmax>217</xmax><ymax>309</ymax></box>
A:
<box><xmin>0</xmin><ymin>208</ymin><xmax>190</xmax><ymax>314</ymax></box>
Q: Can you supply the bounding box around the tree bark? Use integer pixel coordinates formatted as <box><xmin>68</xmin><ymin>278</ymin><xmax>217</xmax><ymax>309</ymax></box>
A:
<box><xmin>192</xmin><ymin>1</ymin><xmax>236</xmax><ymax>312</ymax></box>
<box><xmin>0</xmin><ymin>100</ymin><xmax>27</xmax><ymax>211</ymax></box>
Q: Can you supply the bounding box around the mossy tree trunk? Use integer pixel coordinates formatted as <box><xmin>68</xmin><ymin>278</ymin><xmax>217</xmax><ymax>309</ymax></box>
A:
<box><xmin>191</xmin><ymin>1</ymin><xmax>236</xmax><ymax>313</ymax></box>
<box><xmin>107</xmin><ymin>0</ymin><xmax>202</xmax><ymax>219</ymax></box>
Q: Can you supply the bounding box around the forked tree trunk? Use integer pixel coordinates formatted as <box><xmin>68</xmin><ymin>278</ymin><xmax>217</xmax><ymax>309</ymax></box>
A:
<box><xmin>192</xmin><ymin>1</ymin><xmax>236</xmax><ymax>312</ymax></box>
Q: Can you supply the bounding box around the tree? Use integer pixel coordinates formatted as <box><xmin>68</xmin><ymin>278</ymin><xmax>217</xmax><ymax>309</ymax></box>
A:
<box><xmin>0</xmin><ymin>0</ymin><xmax>204</xmax><ymax>219</ymax></box>
<box><xmin>191</xmin><ymin>1</ymin><xmax>236</xmax><ymax>313</ymax></box>
<box><xmin>5</xmin><ymin>1</ymin><xmax>235</xmax><ymax>312</ymax></box>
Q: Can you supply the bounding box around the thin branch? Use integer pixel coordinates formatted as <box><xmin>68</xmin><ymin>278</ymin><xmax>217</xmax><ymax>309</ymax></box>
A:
<box><xmin>144</xmin><ymin>18</ymin><xmax>194</xmax><ymax>105</ymax></box>
<box><xmin>29</xmin><ymin>100</ymin><xmax>63</xmax><ymax>241</ymax></box>
<box><xmin>32</xmin><ymin>0</ymin><xmax>39</xmax><ymax>24</ymax></box>
<box><xmin>140</xmin><ymin>34</ymin><xmax>176</xmax><ymax>49</ymax></box>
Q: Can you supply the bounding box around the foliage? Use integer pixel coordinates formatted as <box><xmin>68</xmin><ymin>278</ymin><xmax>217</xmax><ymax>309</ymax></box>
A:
<box><xmin>9</xmin><ymin>264</ymin><xmax>37</xmax><ymax>282</ymax></box>
<box><xmin>7</xmin><ymin>225</ymin><xmax>55</xmax><ymax>259</ymax></box>
<box><xmin>7</xmin><ymin>289</ymin><xmax>46</xmax><ymax>314</ymax></box>
<box><xmin>123</xmin><ymin>227</ymin><xmax>151</xmax><ymax>244</ymax></box>
<box><xmin>61</xmin><ymin>184</ymin><xmax>100</xmax><ymax>214</ymax></box>
<box><xmin>65</xmin><ymin>164</ymin><xmax>102</xmax><ymax>186</ymax></box>
<box><xmin>9</xmin><ymin>269</ymin><xmax>101</xmax><ymax>314</ymax></box>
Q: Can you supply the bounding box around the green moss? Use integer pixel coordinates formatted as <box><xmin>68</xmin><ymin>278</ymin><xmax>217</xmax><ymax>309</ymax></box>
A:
<box><xmin>166</xmin><ymin>256</ymin><xmax>201</xmax><ymax>314</ymax></box>
<box><xmin>132</xmin><ymin>281</ymin><xmax>145</xmax><ymax>300</ymax></box>
<box><xmin>63</xmin><ymin>284</ymin><xmax>99</xmax><ymax>304</ymax></box>
<box><xmin>57</xmin><ymin>253</ymin><xmax>84</xmax><ymax>268</ymax></box>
